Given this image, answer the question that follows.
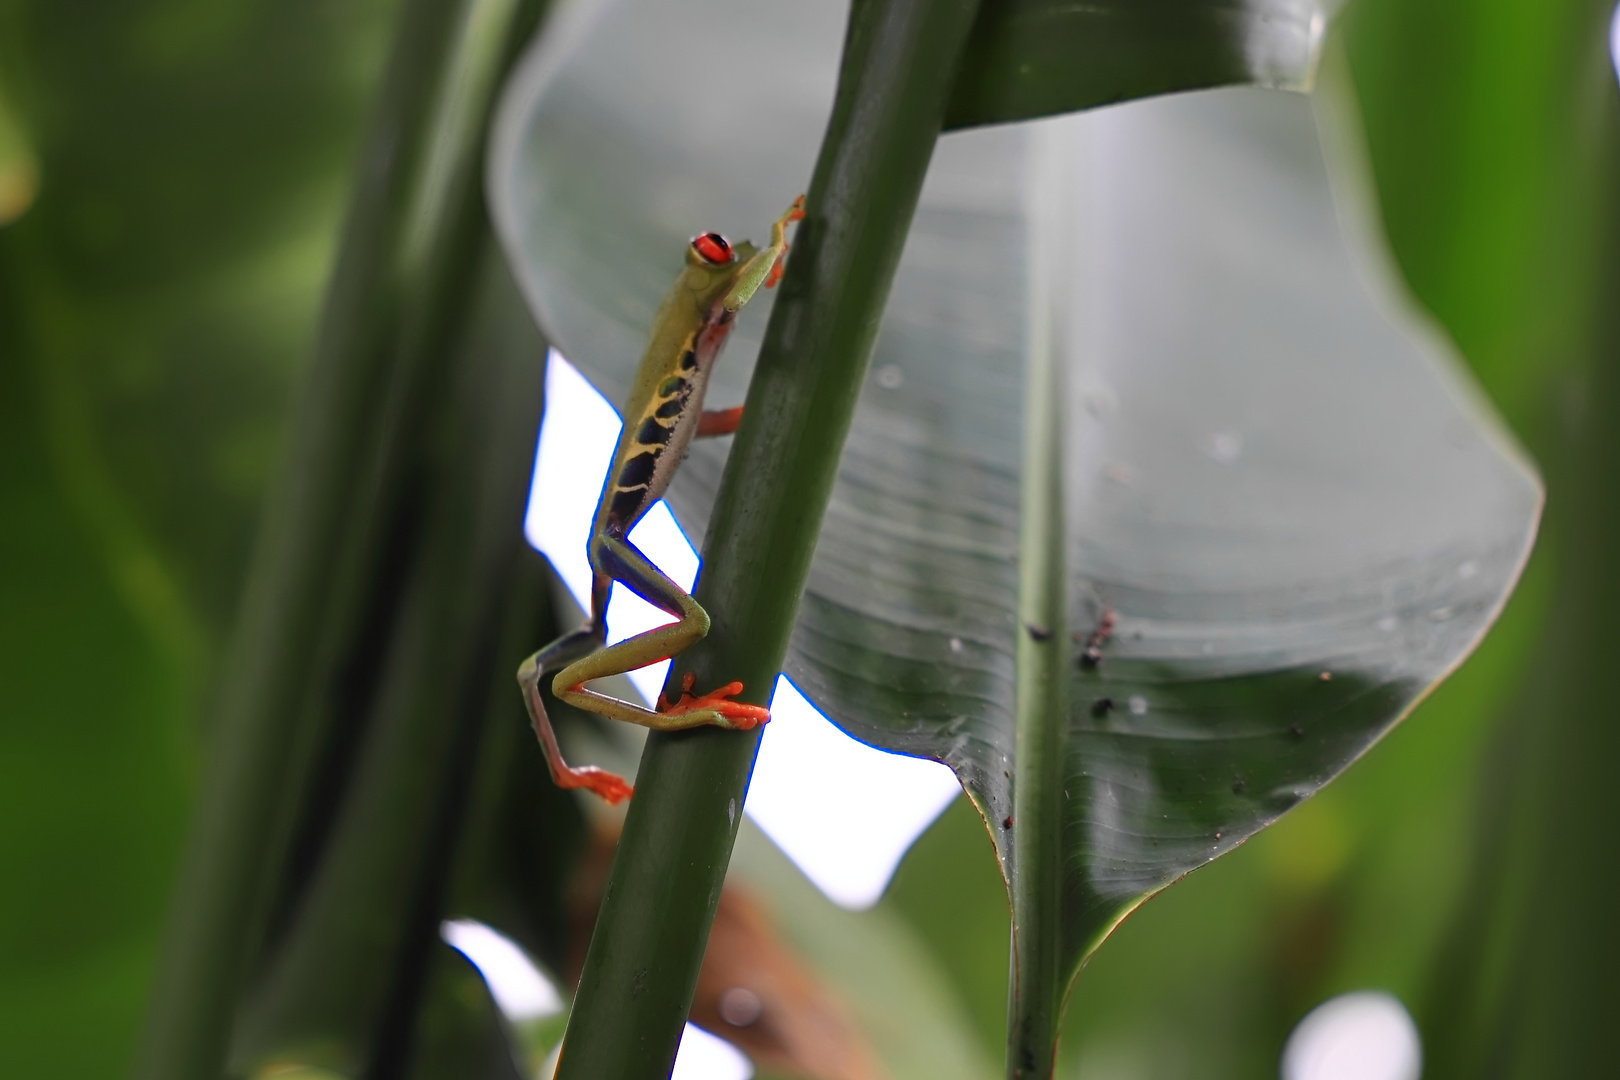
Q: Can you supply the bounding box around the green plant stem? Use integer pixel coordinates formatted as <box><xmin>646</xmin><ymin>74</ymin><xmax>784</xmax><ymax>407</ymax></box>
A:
<box><xmin>1006</xmin><ymin>245</ymin><xmax>1069</xmax><ymax>1080</ymax></box>
<box><xmin>552</xmin><ymin>0</ymin><xmax>983</xmax><ymax>1076</ymax></box>
<box><xmin>130</xmin><ymin>0</ymin><xmax>547</xmax><ymax>1075</ymax></box>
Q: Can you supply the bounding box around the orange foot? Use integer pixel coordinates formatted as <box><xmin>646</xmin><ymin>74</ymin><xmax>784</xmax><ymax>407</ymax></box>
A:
<box><xmin>659</xmin><ymin>672</ymin><xmax>771</xmax><ymax>730</ymax></box>
<box><xmin>553</xmin><ymin>764</ymin><xmax>633</xmax><ymax>805</ymax></box>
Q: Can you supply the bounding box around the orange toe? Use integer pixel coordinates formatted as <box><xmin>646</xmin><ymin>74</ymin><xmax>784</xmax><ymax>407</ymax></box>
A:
<box><xmin>555</xmin><ymin>764</ymin><xmax>633</xmax><ymax>804</ymax></box>
<box><xmin>715</xmin><ymin>701</ymin><xmax>770</xmax><ymax>730</ymax></box>
<box><xmin>658</xmin><ymin>678</ymin><xmax>770</xmax><ymax>729</ymax></box>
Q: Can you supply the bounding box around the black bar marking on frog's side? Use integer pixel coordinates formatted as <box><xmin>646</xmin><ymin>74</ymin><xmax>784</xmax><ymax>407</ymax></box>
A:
<box><xmin>608</xmin><ymin>486</ymin><xmax>648</xmax><ymax>525</ymax></box>
<box><xmin>636</xmin><ymin>416</ymin><xmax>675</xmax><ymax>446</ymax></box>
<box><xmin>617</xmin><ymin>452</ymin><xmax>658</xmax><ymax>490</ymax></box>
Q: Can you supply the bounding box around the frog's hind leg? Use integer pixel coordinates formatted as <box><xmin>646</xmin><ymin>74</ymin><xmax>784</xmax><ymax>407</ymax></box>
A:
<box><xmin>517</xmin><ymin>571</ymin><xmax>635</xmax><ymax>804</ymax></box>
<box><xmin>553</xmin><ymin>533</ymin><xmax>770</xmax><ymax>732</ymax></box>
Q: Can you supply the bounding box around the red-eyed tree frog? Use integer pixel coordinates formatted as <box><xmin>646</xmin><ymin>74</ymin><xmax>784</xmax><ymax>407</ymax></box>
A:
<box><xmin>518</xmin><ymin>196</ymin><xmax>806</xmax><ymax>804</ymax></box>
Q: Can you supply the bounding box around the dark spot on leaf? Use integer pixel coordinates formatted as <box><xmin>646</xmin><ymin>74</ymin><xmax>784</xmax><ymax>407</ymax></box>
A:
<box><xmin>1231</xmin><ymin>778</ymin><xmax>1246</xmax><ymax>795</ymax></box>
<box><xmin>1289</xmin><ymin>722</ymin><xmax>1304</xmax><ymax>739</ymax></box>
<box><xmin>1090</xmin><ymin>697</ymin><xmax>1114</xmax><ymax>718</ymax></box>
<box><xmin>1078</xmin><ymin>607</ymin><xmax>1115</xmax><ymax>667</ymax></box>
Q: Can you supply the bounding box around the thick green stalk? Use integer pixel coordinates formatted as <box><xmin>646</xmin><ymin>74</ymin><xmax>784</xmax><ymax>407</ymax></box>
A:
<box><xmin>130</xmin><ymin>0</ymin><xmax>546</xmax><ymax>1074</ymax></box>
<box><xmin>1006</xmin><ymin>229</ymin><xmax>1068</xmax><ymax>1080</ymax></box>
<box><xmin>553</xmin><ymin>0</ymin><xmax>982</xmax><ymax>1076</ymax></box>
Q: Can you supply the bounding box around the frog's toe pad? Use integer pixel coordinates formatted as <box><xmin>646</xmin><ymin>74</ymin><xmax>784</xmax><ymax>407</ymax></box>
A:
<box><xmin>659</xmin><ymin>679</ymin><xmax>771</xmax><ymax>730</ymax></box>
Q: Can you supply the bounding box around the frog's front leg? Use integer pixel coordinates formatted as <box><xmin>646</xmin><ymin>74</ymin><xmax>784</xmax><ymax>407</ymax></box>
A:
<box><xmin>552</xmin><ymin>531</ymin><xmax>770</xmax><ymax>731</ymax></box>
<box><xmin>720</xmin><ymin>195</ymin><xmax>805</xmax><ymax>312</ymax></box>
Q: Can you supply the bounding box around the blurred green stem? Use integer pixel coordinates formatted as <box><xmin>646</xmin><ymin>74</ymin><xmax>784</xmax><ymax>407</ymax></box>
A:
<box><xmin>553</xmin><ymin>0</ymin><xmax>982</xmax><ymax>1076</ymax></box>
<box><xmin>130</xmin><ymin>0</ymin><xmax>547</xmax><ymax>1075</ymax></box>
<box><xmin>227</xmin><ymin>244</ymin><xmax>547</xmax><ymax>1080</ymax></box>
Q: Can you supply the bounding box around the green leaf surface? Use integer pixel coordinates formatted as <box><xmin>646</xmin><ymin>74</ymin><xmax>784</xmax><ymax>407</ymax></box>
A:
<box><xmin>945</xmin><ymin>0</ymin><xmax>1343</xmax><ymax>129</ymax></box>
<box><xmin>491</xmin><ymin>0</ymin><xmax>1540</xmax><ymax>1072</ymax></box>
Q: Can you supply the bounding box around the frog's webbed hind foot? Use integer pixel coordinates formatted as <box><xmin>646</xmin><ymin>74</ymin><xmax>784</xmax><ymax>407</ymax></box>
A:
<box><xmin>519</xmin><ymin>646</ymin><xmax>634</xmax><ymax>805</ymax></box>
<box><xmin>658</xmin><ymin>671</ymin><xmax>771</xmax><ymax>731</ymax></box>
<box><xmin>551</xmin><ymin>764</ymin><xmax>634</xmax><ymax>804</ymax></box>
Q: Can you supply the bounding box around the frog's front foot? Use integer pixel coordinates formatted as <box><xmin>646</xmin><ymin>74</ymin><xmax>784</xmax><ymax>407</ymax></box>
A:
<box><xmin>659</xmin><ymin>672</ymin><xmax>771</xmax><ymax>730</ymax></box>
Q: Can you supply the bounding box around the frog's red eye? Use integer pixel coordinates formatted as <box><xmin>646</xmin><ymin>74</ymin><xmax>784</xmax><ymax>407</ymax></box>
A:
<box><xmin>692</xmin><ymin>232</ymin><xmax>733</xmax><ymax>265</ymax></box>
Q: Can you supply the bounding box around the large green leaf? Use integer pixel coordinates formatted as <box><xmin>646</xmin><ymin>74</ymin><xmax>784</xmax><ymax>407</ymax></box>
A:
<box><xmin>945</xmin><ymin>0</ymin><xmax>1344</xmax><ymax>129</ymax></box>
<box><xmin>490</xmin><ymin>0</ymin><xmax>1539</xmax><ymax>1072</ymax></box>
<box><xmin>885</xmin><ymin>1</ymin><xmax>1616</xmax><ymax>1071</ymax></box>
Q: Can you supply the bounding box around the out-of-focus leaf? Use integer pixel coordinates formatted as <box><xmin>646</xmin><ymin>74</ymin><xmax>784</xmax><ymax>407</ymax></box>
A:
<box><xmin>1340</xmin><ymin>0</ymin><xmax>1620</xmax><ymax>1075</ymax></box>
<box><xmin>945</xmin><ymin>0</ymin><xmax>1343</xmax><ymax>129</ymax></box>
<box><xmin>727</xmin><ymin>824</ymin><xmax>997</xmax><ymax>1080</ymax></box>
<box><xmin>0</xmin><ymin>0</ymin><xmax>398</xmax><ymax>1075</ymax></box>
<box><xmin>0</xmin><ymin>82</ymin><xmax>37</xmax><ymax>224</ymax></box>
<box><xmin>690</xmin><ymin>886</ymin><xmax>885</xmax><ymax>1080</ymax></box>
<box><xmin>403</xmin><ymin>945</ymin><xmax>528</xmax><ymax>1080</ymax></box>
<box><xmin>491</xmin><ymin>0</ymin><xmax>1538</xmax><ymax>1070</ymax></box>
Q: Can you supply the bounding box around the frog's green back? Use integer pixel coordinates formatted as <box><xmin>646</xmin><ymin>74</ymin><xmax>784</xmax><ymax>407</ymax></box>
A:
<box><xmin>592</xmin><ymin>239</ymin><xmax>759</xmax><ymax>538</ymax></box>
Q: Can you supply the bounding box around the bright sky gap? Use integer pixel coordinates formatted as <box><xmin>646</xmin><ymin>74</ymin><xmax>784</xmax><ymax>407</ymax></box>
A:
<box><xmin>442</xmin><ymin>918</ymin><xmax>752</xmax><ymax>1079</ymax></box>
<box><xmin>524</xmin><ymin>350</ymin><xmax>961</xmax><ymax>909</ymax></box>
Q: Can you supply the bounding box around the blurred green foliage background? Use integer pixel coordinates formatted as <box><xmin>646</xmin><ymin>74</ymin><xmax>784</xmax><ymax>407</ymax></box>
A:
<box><xmin>1</xmin><ymin>0</ymin><xmax>1615</xmax><ymax>1076</ymax></box>
<box><xmin>0</xmin><ymin>1</ymin><xmax>400</xmax><ymax>1074</ymax></box>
